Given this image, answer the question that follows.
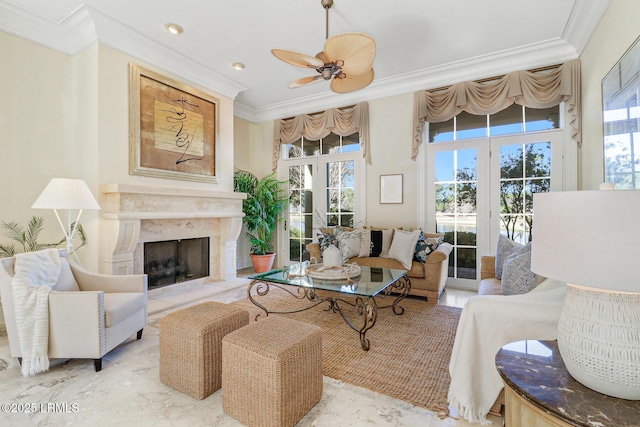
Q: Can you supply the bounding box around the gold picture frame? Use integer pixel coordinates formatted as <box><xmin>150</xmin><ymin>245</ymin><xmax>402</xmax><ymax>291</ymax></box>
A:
<box><xmin>129</xmin><ymin>63</ymin><xmax>219</xmax><ymax>183</ymax></box>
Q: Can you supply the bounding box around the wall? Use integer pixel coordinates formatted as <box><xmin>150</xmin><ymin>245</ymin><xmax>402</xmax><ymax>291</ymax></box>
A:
<box><xmin>366</xmin><ymin>93</ymin><xmax>417</xmax><ymax>229</ymax></box>
<box><xmin>579</xmin><ymin>0</ymin><xmax>640</xmax><ymax>190</ymax></box>
<box><xmin>0</xmin><ymin>32</ymin><xmax>237</xmax><ymax>271</ymax></box>
<box><xmin>0</xmin><ymin>31</ymin><xmax>84</xmax><ymax>259</ymax></box>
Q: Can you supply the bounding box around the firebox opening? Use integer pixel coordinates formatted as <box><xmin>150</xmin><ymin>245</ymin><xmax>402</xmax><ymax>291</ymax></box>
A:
<box><xmin>144</xmin><ymin>237</ymin><xmax>210</xmax><ymax>289</ymax></box>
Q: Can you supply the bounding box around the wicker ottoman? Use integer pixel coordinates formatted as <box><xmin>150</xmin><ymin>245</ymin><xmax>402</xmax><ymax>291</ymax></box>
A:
<box><xmin>159</xmin><ymin>302</ymin><xmax>249</xmax><ymax>399</ymax></box>
<box><xmin>222</xmin><ymin>316</ymin><xmax>323</xmax><ymax>427</ymax></box>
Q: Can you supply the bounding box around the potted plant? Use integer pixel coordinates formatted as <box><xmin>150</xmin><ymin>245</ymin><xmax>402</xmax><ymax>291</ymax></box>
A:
<box><xmin>233</xmin><ymin>169</ymin><xmax>287</xmax><ymax>273</ymax></box>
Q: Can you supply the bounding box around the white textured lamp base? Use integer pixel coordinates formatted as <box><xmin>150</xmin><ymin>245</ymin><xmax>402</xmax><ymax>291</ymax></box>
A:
<box><xmin>558</xmin><ymin>284</ymin><xmax>640</xmax><ymax>400</ymax></box>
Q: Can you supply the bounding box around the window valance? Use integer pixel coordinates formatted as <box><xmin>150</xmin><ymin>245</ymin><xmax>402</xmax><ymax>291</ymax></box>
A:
<box><xmin>412</xmin><ymin>59</ymin><xmax>581</xmax><ymax>159</ymax></box>
<box><xmin>272</xmin><ymin>102</ymin><xmax>371</xmax><ymax>170</ymax></box>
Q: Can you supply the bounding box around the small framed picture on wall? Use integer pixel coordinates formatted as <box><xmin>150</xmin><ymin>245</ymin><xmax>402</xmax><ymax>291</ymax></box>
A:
<box><xmin>380</xmin><ymin>174</ymin><xmax>403</xmax><ymax>204</ymax></box>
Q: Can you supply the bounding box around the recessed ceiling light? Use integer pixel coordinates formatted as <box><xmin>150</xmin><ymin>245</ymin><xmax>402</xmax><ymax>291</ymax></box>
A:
<box><xmin>232</xmin><ymin>62</ymin><xmax>246</xmax><ymax>70</ymax></box>
<box><xmin>165</xmin><ymin>23</ymin><xmax>183</xmax><ymax>35</ymax></box>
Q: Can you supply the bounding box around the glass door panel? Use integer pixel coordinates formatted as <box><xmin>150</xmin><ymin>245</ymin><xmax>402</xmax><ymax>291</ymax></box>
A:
<box><xmin>326</xmin><ymin>160</ymin><xmax>355</xmax><ymax>227</ymax></box>
<box><xmin>498</xmin><ymin>141</ymin><xmax>551</xmax><ymax>244</ymax></box>
<box><xmin>287</xmin><ymin>162</ymin><xmax>314</xmax><ymax>262</ymax></box>
<box><xmin>435</xmin><ymin>148</ymin><xmax>478</xmax><ymax>280</ymax></box>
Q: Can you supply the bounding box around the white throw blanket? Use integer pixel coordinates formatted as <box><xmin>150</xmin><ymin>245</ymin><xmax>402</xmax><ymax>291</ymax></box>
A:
<box><xmin>11</xmin><ymin>249</ymin><xmax>61</xmax><ymax>377</ymax></box>
<box><xmin>447</xmin><ymin>279</ymin><xmax>566</xmax><ymax>424</ymax></box>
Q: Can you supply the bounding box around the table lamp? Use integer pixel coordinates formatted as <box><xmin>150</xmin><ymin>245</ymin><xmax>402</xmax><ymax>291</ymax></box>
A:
<box><xmin>32</xmin><ymin>178</ymin><xmax>101</xmax><ymax>261</ymax></box>
<box><xmin>531</xmin><ymin>188</ymin><xmax>640</xmax><ymax>399</ymax></box>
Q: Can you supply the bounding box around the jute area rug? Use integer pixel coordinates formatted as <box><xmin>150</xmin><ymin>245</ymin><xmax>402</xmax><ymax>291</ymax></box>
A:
<box><xmin>231</xmin><ymin>287</ymin><xmax>461</xmax><ymax>417</ymax></box>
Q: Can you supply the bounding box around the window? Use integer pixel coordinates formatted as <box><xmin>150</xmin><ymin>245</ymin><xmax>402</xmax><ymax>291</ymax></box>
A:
<box><xmin>602</xmin><ymin>35</ymin><xmax>640</xmax><ymax>189</ymax></box>
<box><xmin>429</xmin><ymin>104</ymin><xmax>560</xmax><ymax>142</ymax></box>
<box><xmin>423</xmin><ymin>106</ymin><xmax>564</xmax><ymax>287</ymax></box>
<box><xmin>280</xmin><ymin>133</ymin><xmax>363</xmax><ymax>264</ymax></box>
<box><xmin>498</xmin><ymin>141</ymin><xmax>551</xmax><ymax>244</ymax></box>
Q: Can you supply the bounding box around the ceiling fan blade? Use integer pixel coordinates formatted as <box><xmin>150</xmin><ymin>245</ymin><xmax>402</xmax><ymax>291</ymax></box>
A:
<box><xmin>324</xmin><ymin>32</ymin><xmax>376</xmax><ymax>76</ymax></box>
<box><xmin>288</xmin><ymin>75</ymin><xmax>324</xmax><ymax>88</ymax></box>
<box><xmin>271</xmin><ymin>49</ymin><xmax>324</xmax><ymax>68</ymax></box>
<box><xmin>330</xmin><ymin>68</ymin><xmax>375</xmax><ymax>94</ymax></box>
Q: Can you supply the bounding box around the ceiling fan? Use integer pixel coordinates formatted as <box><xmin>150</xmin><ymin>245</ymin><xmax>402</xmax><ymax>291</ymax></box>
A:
<box><xmin>271</xmin><ymin>0</ymin><xmax>376</xmax><ymax>94</ymax></box>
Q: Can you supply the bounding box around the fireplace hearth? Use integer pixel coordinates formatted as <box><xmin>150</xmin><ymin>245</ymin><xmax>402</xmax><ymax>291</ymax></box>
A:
<box><xmin>144</xmin><ymin>237</ymin><xmax>209</xmax><ymax>289</ymax></box>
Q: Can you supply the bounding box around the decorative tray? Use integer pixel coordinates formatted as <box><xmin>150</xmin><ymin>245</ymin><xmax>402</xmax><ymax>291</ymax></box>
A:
<box><xmin>305</xmin><ymin>263</ymin><xmax>361</xmax><ymax>280</ymax></box>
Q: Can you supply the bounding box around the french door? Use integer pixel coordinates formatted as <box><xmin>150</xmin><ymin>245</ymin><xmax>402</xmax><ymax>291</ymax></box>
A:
<box><xmin>277</xmin><ymin>152</ymin><xmax>364</xmax><ymax>266</ymax></box>
<box><xmin>425</xmin><ymin>130</ymin><xmax>564</xmax><ymax>289</ymax></box>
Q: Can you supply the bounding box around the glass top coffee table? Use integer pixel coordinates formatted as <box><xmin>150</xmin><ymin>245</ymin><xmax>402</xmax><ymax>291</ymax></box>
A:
<box><xmin>247</xmin><ymin>262</ymin><xmax>411</xmax><ymax>351</ymax></box>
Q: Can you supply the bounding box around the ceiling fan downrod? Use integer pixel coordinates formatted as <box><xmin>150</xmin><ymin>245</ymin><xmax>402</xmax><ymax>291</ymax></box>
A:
<box><xmin>322</xmin><ymin>0</ymin><xmax>333</xmax><ymax>40</ymax></box>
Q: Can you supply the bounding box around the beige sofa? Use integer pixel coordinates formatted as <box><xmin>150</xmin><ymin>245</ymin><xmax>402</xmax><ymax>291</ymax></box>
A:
<box><xmin>306</xmin><ymin>238</ymin><xmax>452</xmax><ymax>302</ymax></box>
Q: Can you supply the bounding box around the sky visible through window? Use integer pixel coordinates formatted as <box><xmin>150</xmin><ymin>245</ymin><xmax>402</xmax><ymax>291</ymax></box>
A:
<box><xmin>433</xmin><ymin>116</ymin><xmax>556</xmax><ymax>181</ymax></box>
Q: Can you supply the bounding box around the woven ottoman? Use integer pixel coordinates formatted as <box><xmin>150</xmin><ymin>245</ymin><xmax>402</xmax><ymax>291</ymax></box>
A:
<box><xmin>159</xmin><ymin>302</ymin><xmax>249</xmax><ymax>399</ymax></box>
<box><xmin>222</xmin><ymin>316</ymin><xmax>323</xmax><ymax>427</ymax></box>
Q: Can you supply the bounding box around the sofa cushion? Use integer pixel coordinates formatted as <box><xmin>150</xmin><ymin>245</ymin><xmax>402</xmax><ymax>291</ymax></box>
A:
<box><xmin>104</xmin><ymin>292</ymin><xmax>146</xmax><ymax>327</ymax></box>
<box><xmin>495</xmin><ymin>234</ymin><xmax>523</xmax><ymax>279</ymax></box>
<box><xmin>501</xmin><ymin>243</ymin><xmax>538</xmax><ymax>295</ymax></box>
<box><xmin>388</xmin><ymin>229</ymin><xmax>421</xmax><ymax>269</ymax></box>
<box><xmin>348</xmin><ymin>256</ymin><xmax>424</xmax><ymax>278</ymax></box>
<box><xmin>478</xmin><ymin>278</ymin><xmax>503</xmax><ymax>296</ymax></box>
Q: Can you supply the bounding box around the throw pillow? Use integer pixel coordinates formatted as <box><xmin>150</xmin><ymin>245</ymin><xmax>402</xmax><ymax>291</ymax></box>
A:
<box><xmin>337</xmin><ymin>229</ymin><xmax>362</xmax><ymax>260</ymax></box>
<box><xmin>388</xmin><ymin>229</ymin><xmax>421</xmax><ymax>270</ymax></box>
<box><xmin>358</xmin><ymin>229</ymin><xmax>372</xmax><ymax>257</ymax></box>
<box><xmin>370</xmin><ymin>229</ymin><xmax>393</xmax><ymax>257</ymax></box>
<box><xmin>501</xmin><ymin>243</ymin><xmax>538</xmax><ymax>295</ymax></box>
<box><xmin>414</xmin><ymin>230</ymin><xmax>444</xmax><ymax>263</ymax></box>
<box><xmin>52</xmin><ymin>258</ymin><xmax>80</xmax><ymax>292</ymax></box>
<box><xmin>495</xmin><ymin>234</ymin><xmax>523</xmax><ymax>279</ymax></box>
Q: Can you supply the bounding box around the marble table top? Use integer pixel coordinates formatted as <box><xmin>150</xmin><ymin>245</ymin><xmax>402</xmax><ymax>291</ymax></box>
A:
<box><xmin>496</xmin><ymin>340</ymin><xmax>640</xmax><ymax>427</ymax></box>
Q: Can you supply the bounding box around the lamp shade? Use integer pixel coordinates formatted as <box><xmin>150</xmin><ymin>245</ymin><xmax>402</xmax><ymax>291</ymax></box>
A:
<box><xmin>531</xmin><ymin>190</ymin><xmax>640</xmax><ymax>293</ymax></box>
<box><xmin>32</xmin><ymin>178</ymin><xmax>101</xmax><ymax>210</ymax></box>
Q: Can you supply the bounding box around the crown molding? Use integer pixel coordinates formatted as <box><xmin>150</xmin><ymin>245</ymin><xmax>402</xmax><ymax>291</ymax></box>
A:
<box><xmin>0</xmin><ymin>3</ymin><xmax>247</xmax><ymax>100</ymax></box>
<box><xmin>0</xmin><ymin>2</ymin><xmax>96</xmax><ymax>55</ymax></box>
<box><xmin>242</xmin><ymin>38</ymin><xmax>579</xmax><ymax>123</ymax></box>
<box><xmin>88</xmin><ymin>9</ymin><xmax>247</xmax><ymax>100</ymax></box>
<box><xmin>563</xmin><ymin>0</ymin><xmax>612</xmax><ymax>55</ymax></box>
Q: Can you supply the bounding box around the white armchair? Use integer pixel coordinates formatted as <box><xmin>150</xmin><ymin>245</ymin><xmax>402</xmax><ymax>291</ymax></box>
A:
<box><xmin>0</xmin><ymin>250</ymin><xmax>147</xmax><ymax>372</ymax></box>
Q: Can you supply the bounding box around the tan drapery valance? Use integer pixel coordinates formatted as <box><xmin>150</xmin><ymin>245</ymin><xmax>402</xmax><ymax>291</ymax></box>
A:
<box><xmin>272</xmin><ymin>103</ymin><xmax>371</xmax><ymax>170</ymax></box>
<box><xmin>412</xmin><ymin>59</ymin><xmax>581</xmax><ymax>159</ymax></box>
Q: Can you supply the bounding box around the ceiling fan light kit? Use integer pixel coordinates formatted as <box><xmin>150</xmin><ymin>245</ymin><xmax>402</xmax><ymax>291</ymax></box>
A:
<box><xmin>271</xmin><ymin>0</ymin><xmax>376</xmax><ymax>94</ymax></box>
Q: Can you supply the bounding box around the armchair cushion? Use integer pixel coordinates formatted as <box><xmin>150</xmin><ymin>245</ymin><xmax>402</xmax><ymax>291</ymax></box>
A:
<box><xmin>104</xmin><ymin>293</ymin><xmax>147</xmax><ymax>327</ymax></box>
<box><xmin>53</xmin><ymin>259</ymin><xmax>80</xmax><ymax>292</ymax></box>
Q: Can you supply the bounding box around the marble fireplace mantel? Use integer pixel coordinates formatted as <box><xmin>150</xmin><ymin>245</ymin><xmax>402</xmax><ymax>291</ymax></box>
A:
<box><xmin>99</xmin><ymin>183</ymin><xmax>245</xmax><ymax>282</ymax></box>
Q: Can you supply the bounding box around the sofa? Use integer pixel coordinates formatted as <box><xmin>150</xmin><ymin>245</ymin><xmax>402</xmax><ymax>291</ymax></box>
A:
<box><xmin>478</xmin><ymin>255</ymin><xmax>502</xmax><ymax>295</ymax></box>
<box><xmin>306</xmin><ymin>228</ymin><xmax>452</xmax><ymax>302</ymax></box>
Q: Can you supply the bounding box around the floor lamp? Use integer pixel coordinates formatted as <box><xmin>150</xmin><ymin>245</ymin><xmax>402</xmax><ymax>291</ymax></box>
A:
<box><xmin>32</xmin><ymin>178</ymin><xmax>101</xmax><ymax>264</ymax></box>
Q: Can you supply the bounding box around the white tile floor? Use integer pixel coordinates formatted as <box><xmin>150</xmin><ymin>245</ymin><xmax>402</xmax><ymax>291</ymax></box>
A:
<box><xmin>0</xmin><ymin>273</ymin><xmax>502</xmax><ymax>427</ymax></box>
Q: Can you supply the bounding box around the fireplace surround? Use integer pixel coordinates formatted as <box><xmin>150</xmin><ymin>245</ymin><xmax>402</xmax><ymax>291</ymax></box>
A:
<box><xmin>100</xmin><ymin>184</ymin><xmax>244</xmax><ymax>286</ymax></box>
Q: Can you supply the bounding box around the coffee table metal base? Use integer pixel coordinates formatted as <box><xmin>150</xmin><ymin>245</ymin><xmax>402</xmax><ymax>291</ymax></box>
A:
<box><xmin>247</xmin><ymin>276</ymin><xmax>411</xmax><ymax>351</ymax></box>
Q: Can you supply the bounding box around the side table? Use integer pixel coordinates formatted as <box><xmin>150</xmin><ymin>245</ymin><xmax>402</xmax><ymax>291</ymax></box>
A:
<box><xmin>496</xmin><ymin>340</ymin><xmax>640</xmax><ymax>427</ymax></box>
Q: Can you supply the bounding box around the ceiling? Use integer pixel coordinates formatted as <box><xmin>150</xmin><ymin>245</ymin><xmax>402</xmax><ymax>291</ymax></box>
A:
<box><xmin>0</xmin><ymin>0</ymin><xmax>611</xmax><ymax>122</ymax></box>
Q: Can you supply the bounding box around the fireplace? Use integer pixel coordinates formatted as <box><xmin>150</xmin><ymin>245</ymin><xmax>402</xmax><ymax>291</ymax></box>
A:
<box><xmin>144</xmin><ymin>237</ymin><xmax>210</xmax><ymax>289</ymax></box>
<box><xmin>99</xmin><ymin>183</ymin><xmax>245</xmax><ymax>287</ymax></box>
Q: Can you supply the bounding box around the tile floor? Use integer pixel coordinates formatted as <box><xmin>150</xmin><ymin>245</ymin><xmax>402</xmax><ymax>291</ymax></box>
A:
<box><xmin>0</xmin><ymin>272</ymin><xmax>502</xmax><ymax>427</ymax></box>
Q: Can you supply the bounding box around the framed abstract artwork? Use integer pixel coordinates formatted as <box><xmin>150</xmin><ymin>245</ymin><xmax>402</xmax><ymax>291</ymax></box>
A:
<box><xmin>129</xmin><ymin>63</ymin><xmax>219</xmax><ymax>183</ymax></box>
